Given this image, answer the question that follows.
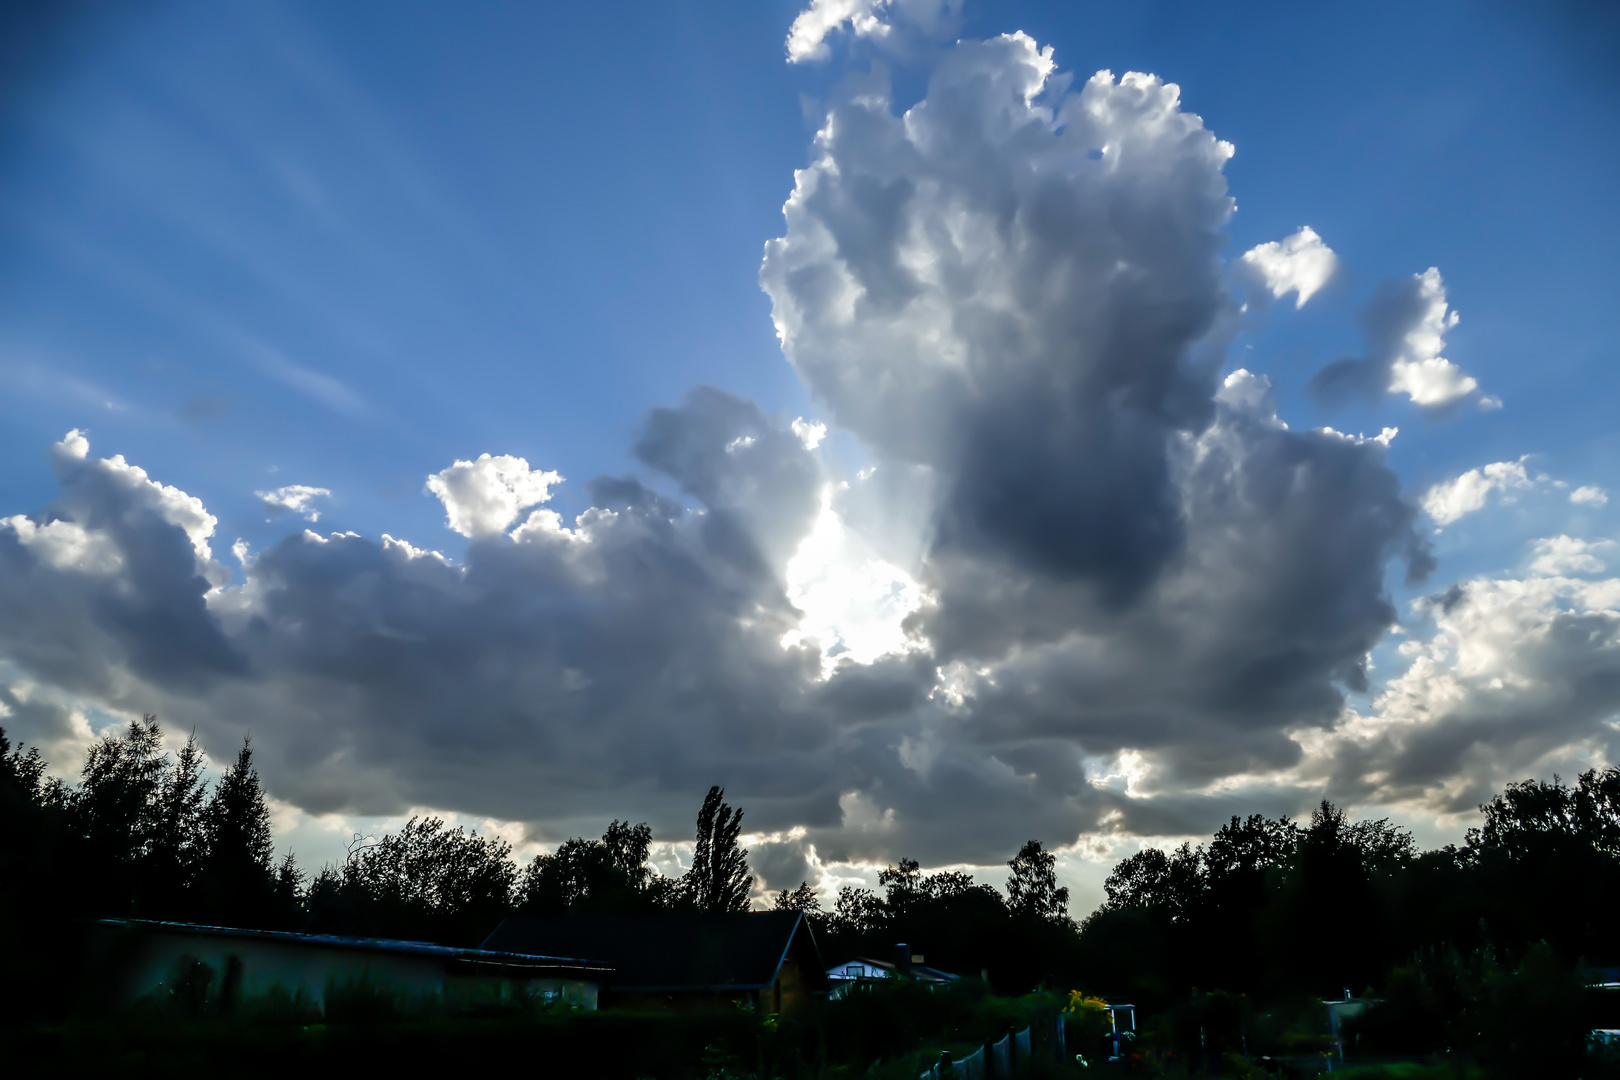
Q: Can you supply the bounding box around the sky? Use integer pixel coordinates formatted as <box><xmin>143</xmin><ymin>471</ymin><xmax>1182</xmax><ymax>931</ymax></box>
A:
<box><xmin>2</xmin><ymin>0</ymin><xmax>1618</xmax><ymax>911</ymax></box>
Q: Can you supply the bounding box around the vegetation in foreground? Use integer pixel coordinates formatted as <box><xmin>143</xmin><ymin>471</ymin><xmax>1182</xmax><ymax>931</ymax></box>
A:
<box><xmin>15</xmin><ymin>976</ymin><xmax>1076</xmax><ymax>1079</ymax></box>
<box><xmin>9</xmin><ymin>717</ymin><xmax>1620</xmax><ymax>1076</ymax></box>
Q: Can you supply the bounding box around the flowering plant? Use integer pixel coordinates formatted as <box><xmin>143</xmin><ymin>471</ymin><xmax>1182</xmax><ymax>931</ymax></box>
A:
<box><xmin>1064</xmin><ymin>991</ymin><xmax>1110</xmax><ymax>1016</ymax></box>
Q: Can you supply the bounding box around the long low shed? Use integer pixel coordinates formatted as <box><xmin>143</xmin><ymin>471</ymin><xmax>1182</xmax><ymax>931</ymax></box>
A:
<box><xmin>88</xmin><ymin>919</ymin><xmax>614</xmax><ymax>1012</ymax></box>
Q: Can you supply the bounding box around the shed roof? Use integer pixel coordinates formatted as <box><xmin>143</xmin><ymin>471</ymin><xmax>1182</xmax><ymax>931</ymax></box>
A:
<box><xmin>95</xmin><ymin>919</ymin><xmax>614</xmax><ymax>980</ymax></box>
<box><xmin>480</xmin><ymin>910</ymin><xmax>826</xmax><ymax>993</ymax></box>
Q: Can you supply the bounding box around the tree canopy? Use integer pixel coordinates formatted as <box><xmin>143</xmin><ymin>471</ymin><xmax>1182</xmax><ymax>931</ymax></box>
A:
<box><xmin>9</xmin><ymin>715</ymin><xmax>1620</xmax><ymax>1054</ymax></box>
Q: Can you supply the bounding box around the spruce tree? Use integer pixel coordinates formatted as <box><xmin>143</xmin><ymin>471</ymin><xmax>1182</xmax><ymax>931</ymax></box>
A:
<box><xmin>147</xmin><ymin>732</ymin><xmax>208</xmax><ymax>916</ymax></box>
<box><xmin>73</xmin><ymin>715</ymin><xmax>169</xmax><ymax>914</ymax></box>
<box><xmin>201</xmin><ymin>737</ymin><xmax>276</xmax><ymax>926</ymax></box>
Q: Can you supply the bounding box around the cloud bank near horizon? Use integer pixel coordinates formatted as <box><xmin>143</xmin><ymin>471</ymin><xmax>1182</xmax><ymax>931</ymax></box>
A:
<box><xmin>2</xmin><ymin>24</ymin><xmax>1615</xmax><ymax>900</ymax></box>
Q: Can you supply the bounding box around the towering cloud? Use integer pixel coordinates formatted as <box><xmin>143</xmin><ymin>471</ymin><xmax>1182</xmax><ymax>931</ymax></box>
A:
<box><xmin>765</xmin><ymin>43</ymin><xmax>1238</xmax><ymax>600</ymax></box>
<box><xmin>0</xmin><ymin>23</ymin><xmax>1599</xmax><ymax>892</ymax></box>
<box><xmin>760</xmin><ymin>35</ymin><xmax>1429</xmax><ymax>834</ymax></box>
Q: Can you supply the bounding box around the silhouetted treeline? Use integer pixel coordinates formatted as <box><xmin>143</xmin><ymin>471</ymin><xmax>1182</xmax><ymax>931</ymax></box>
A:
<box><xmin>11</xmin><ymin>714</ymin><xmax>1620</xmax><ymax>1059</ymax></box>
<box><xmin>1</xmin><ymin>718</ymin><xmax>297</xmax><ymax>1020</ymax></box>
<box><xmin>783</xmin><ymin>839</ymin><xmax>1079</xmax><ymax>994</ymax></box>
<box><xmin>0</xmin><ymin>719</ymin><xmax>296</xmax><ymax>924</ymax></box>
<box><xmin>0</xmin><ymin>719</ymin><xmax>767</xmax><ymax>1021</ymax></box>
<box><xmin>300</xmin><ymin>783</ymin><xmax>759</xmax><ymax>945</ymax></box>
<box><xmin>1078</xmin><ymin>778</ymin><xmax>1620</xmax><ymax>1010</ymax></box>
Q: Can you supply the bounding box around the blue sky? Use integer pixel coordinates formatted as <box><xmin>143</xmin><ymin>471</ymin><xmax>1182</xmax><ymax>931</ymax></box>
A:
<box><xmin>3</xmin><ymin>0</ymin><xmax>1618</xmax><ymax>900</ymax></box>
<box><xmin>5</xmin><ymin>1</ymin><xmax>1615</xmax><ymax>557</ymax></box>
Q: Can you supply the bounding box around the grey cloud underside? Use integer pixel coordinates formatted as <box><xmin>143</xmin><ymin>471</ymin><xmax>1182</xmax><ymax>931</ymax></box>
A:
<box><xmin>919</xmin><ymin>399</ymin><xmax>1426</xmax><ymax>796</ymax></box>
<box><xmin>1314</xmin><ymin>587</ymin><xmax>1620</xmax><ymax>815</ymax></box>
<box><xmin>0</xmin><ymin>33</ymin><xmax>1572</xmax><ymax>870</ymax></box>
<box><xmin>0</xmin><ymin>385</ymin><xmax>1419</xmax><ymax>864</ymax></box>
<box><xmin>1310</xmin><ymin>274</ymin><xmax>1437</xmax><ymax>403</ymax></box>
<box><xmin>0</xmin><ymin>457</ymin><xmax>244</xmax><ymax>693</ymax></box>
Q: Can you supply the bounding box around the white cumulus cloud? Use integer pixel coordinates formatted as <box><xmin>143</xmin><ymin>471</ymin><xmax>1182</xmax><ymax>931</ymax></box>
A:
<box><xmin>1529</xmin><ymin>535</ymin><xmax>1613</xmax><ymax>577</ymax></box>
<box><xmin>0</xmin><ymin>24</ymin><xmax>1568</xmax><ymax>883</ymax></box>
<box><xmin>1385</xmin><ymin>268</ymin><xmax>1476</xmax><ymax>407</ymax></box>
<box><xmin>1421</xmin><ymin>459</ymin><xmax>1534</xmax><ymax>525</ymax></box>
<box><xmin>791</xmin><ymin>417</ymin><xmax>827</xmax><ymax>450</ymax></box>
<box><xmin>1572</xmin><ymin>485</ymin><xmax>1609</xmax><ymax>508</ymax></box>
<box><xmin>785</xmin><ymin>0</ymin><xmax>960</xmax><ymax>63</ymax></box>
<box><xmin>256</xmin><ymin>484</ymin><xmax>331</xmax><ymax>522</ymax></box>
<box><xmin>425</xmin><ymin>454</ymin><xmax>562</xmax><ymax>538</ymax></box>
<box><xmin>0</xmin><ymin>516</ymin><xmax>124</xmax><ymax>575</ymax></box>
<box><xmin>787</xmin><ymin>0</ymin><xmax>886</xmax><ymax>62</ymax></box>
<box><xmin>1239</xmin><ymin>226</ymin><xmax>1337</xmax><ymax>308</ymax></box>
<box><xmin>1307</xmin><ymin>553</ymin><xmax>1620</xmax><ymax>814</ymax></box>
<box><xmin>1311</xmin><ymin>267</ymin><xmax>1492</xmax><ymax>410</ymax></box>
<box><xmin>43</xmin><ymin>431</ymin><xmax>219</xmax><ymax>562</ymax></box>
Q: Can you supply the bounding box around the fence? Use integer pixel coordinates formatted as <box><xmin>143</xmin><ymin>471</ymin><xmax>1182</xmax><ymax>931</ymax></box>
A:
<box><xmin>989</xmin><ymin>1035</ymin><xmax>1009</xmax><ymax>1076</ymax></box>
<box><xmin>918</xmin><ymin>1023</ymin><xmax>1040</xmax><ymax>1079</ymax></box>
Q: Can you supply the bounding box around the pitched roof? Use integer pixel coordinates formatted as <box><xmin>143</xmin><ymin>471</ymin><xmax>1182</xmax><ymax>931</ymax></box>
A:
<box><xmin>479</xmin><ymin>910</ymin><xmax>825</xmax><ymax>993</ymax></box>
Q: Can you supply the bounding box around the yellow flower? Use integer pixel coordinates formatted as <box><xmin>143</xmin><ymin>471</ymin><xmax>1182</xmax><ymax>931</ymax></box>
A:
<box><xmin>1064</xmin><ymin>991</ymin><xmax>1111</xmax><ymax>1015</ymax></box>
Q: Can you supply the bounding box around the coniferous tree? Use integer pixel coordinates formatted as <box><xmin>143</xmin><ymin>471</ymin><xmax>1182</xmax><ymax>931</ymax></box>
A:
<box><xmin>271</xmin><ymin>849</ymin><xmax>305</xmax><ymax>921</ymax></box>
<box><xmin>73</xmin><ymin>715</ymin><xmax>169</xmax><ymax>914</ymax></box>
<box><xmin>200</xmin><ymin>737</ymin><xmax>277</xmax><ymax>926</ymax></box>
<box><xmin>682</xmin><ymin>786</ymin><xmax>752</xmax><ymax>912</ymax></box>
<box><xmin>0</xmin><ymin>729</ymin><xmax>72</xmax><ymax>1022</ymax></box>
<box><xmin>147</xmin><ymin>731</ymin><xmax>208</xmax><ymax>915</ymax></box>
<box><xmin>0</xmin><ymin>731</ymin><xmax>52</xmax><ymax>895</ymax></box>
